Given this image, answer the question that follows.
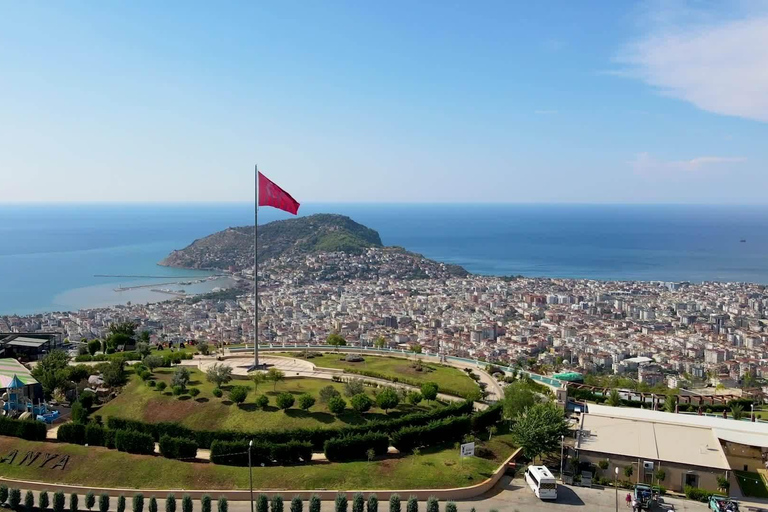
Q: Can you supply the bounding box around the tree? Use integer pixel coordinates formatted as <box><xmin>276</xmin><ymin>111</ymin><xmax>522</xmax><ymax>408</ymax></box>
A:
<box><xmin>102</xmin><ymin>360</ymin><xmax>127</xmax><ymax>387</ymax></box>
<box><xmin>118</xmin><ymin>496</ymin><xmax>126</xmax><ymax>512</ymax></box>
<box><xmin>624</xmin><ymin>465</ymin><xmax>634</xmax><ymax>479</ymax></box>
<box><xmin>132</xmin><ymin>494</ymin><xmax>143</xmax><ymax>512</ymax></box>
<box><xmin>136</xmin><ymin>342</ymin><xmax>151</xmax><ymax>358</ymax></box>
<box><xmin>730</xmin><ymin>403</ymin><xmax>744</xmax><ymax>420</ymax></box>
<box><xmin>327</xmin><ymin>332</ymin><xmax>347</xmax><ymax>351</ymax></box>
<box><xmin>257</xmin><ymin>495</ymin><xmax>268</xmax><ymax>512</ymax></box>
<box><xmin>510</xmin><ymin>402</ymin><xmax>569</xmax><ymax>462</ymax></box>
<box><xmin>86</xmin><ymin>492</ymin><xmax>95</xmax><ymax>511</ymax></box>
<box><xmin>25</xmin><ymin>490</ymin><xmax>34</xmax><ymax>512</ymax></box>
<box><xmin>166</xmin><ymin>495</ymin><xmax>176</xmax><ymax>512</ymax></box>
<box><xmin>374</xmin><ymin>336</ymin><xmax>387</xmax><ymax>349</ymax></box>
<box><xmin>182</xmin><ymin>495</ymin><xmax>192</xmax><ymax>512</ymax></box>
<box><xmin>229</xmin><ymin>386</ymin><xmax>250</xmax><ymax>405</ymax></box>
<box><xmin>271</xmin><ymin>495</ymin><xmax>283</xmax><ymax>512</ymax></box>
<box><xmin>352</xmin><ymin>494</ymin><xmax>364</xmax><ymax>512</ymax></box>
<box><xmin>290</xmin><ymin>497</ymin><xmax>302</xmax><ymax>512</ymax></box>
<box><xmin>420</xmin><ymin>382</ymin><xmax>438</xmax><ymax>402</ymax></box>
<box><xmin>351</xmin><ymin>393</ymin><xmax>373</xmax><ymax>413</ymax></box>
<box><xmin>376</xmin><ymin>388</ymin><xmax>400</xmax><ymax>412</ymax></box>
<box><xmin>664</xmin><ymin>393</ymin><xmax>677</xmax><ymax>413</ymax></box>
<box><xmin>171</xmin><ymin>367</ymin><xmax>191</xmax><ymax>391</ymax></box>
<box><xmin>388</xmin><ymin>495</ymin><xmax>400</xmax><ymax>512</ymax></box>
<box><xmin>425</xmin><ymin>497</ymin><xmax>438</xmax><ymax>512</ymax></box>
<box><xmin>607</xmin><ymin>389</ymin><xmax>622</xmax><ymax>407</ymax></box>
<box><xmin>367</xmin><ymin>495</ymin><xmax>378</xmax><ymax>512</ymax></box>
<box><xmin>488</xmin><ymin>425</ymin><xmax>498</xmax><ymax>440</ymax></box>
<box><xmin>206</xmin><ymin>363</ymin><xmax>233</xmax><ymax>388</ymax></box>
<box><xmin>267</xmin><ymin>368</ymin><xmax>285</xmax><ymax>390</ymax></box>
<box><xmin>31</xmin><ymin>349</ymin><xmax>71</xmax><ymax>397</ymax></box>
<box><xmin>71</xmin><ymin>401</ymin><xmax>87</xmax><ymax>424</ymax></box>
<box><xmin>54</xmin><ymin>493</ymin><xmax>65</xmax><ymax>512</ymax></box>
<box><xmin>40</xmin><ymin>491</ymin><xmax>50</xmax><ymax>512</ymax></box>
<box><xmin>143</xmin><ymin>355</ymin><xmax>163</xmax><ymax>372</ymax></box>
<box><xmin>405</xmin><ymin>497</ymin><xmax>417</xmax><ymax>512</ymax></box>
<box><xmin>344</xmin><ymin>379</ymin><xmax>365</xmax><ymax>397</ymax></box>
<box><xmin>334</xmin><ymin>494</ymin><xmax>347</xmax><ymax>512</ymax></box>
<box><xmin>252</xmin><ymin>372</ymin><xmax>267</xmax><ymax>391</ymax></box>
<box><xmin>99</xmin><ymin>495</ymin><xmax>110</xmax><ymax>512</ymax></box>
<box><xmin>407</xmin><ymin>392</ymin><xmax>423</xmax><ymax>405</ymax></box>
<box><xmin>198</xmin><ymin>341</ymin><xmax>210</xmax><ymax>356</ymax></box>
<box><xmin>189</xmin><ymin>388</ymin><xmax>200</xmax><ymax>398</ymax></box>
<box><xmin>107</xmin><ymin>333</ymin><xmax>133</xmax><ymax>353</ymax></box>
<box><xmin>409</xmin><ymin>344</ymin><xmax>422</xmax><ymax>355</ymax></box>
<box><xmin>217</xmin><ymin>497</ymin><xmax>227</xmax><ymax>512</ymax></box>
<box><xmin>501</xmin><ymin>380</ymin><xmax>536</xmax><ymax>420</ymax></box>
<box><xmin>298</xmin><ymin>393</ymin><xmax>315</xmax><ymax>411</ymax></box>
<box><xmin>319</xmin><ymin>385</ymin><xmax>341</xmax><ymax>403</ymax></box>
<box><xmin>255</xmin><ymin>395</ymin><xmax>269</xmax><ymax>408</ymax></box>
<box><xmin>109</xmin><ymin>321</ymin><xmax>137</xmax><ymax>337</ymax></box>
<box><xmin>328</xmin><ymin>396</ymin><xmax>347</xmax><ymax>415</ymax></box>
<box><xmin>309</xmin><ymin>496</ymin><xmax>320</xmax><ymax>512</ymax></box>
<box><xmin>201</xmin><ymin>496</ymin><xmax>211</xmax><ymax>512</ymax></box>
<box><xmin>149</xmin><ymin>498</ymin><xmax>158</xmax><ymax>512</ymax></box>
<box><xmin>655</xmin><ymin>469</ymin><xmax>666</xmax><ymax>483</ymax></box>
<box><xmin>276</xmin><ymin>392</ymin><xmax>295</xmax><ymax>411</ymax></box>
<box><xmin>87</xmin><ymin>339</ymin><xmax>101</xmax><ymax>356</ymax></box>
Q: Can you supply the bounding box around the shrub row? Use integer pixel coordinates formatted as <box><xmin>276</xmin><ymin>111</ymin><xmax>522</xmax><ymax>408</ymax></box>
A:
<box><xmin>684</xmin><ymin>486</ymin><xmax>712</xmax><ymax>503</ymax></box>
<box><xmin>114</xmin><ymin>429</ymin><xmax>155</xmax><ymax>455</ymax></box>
<box><xmin>209</xmin><ymin>439</ymin><xmax>312</xmax><ymax>466</ymax></box>
<box><xmin>57</xmin><ymin>423</ymin><xmax>116</xmax><ymax>448</ymax></box>
<box><xmin>159</xmin><ymin>435</ymin><xmax>198</xmax><ymax>459</ymax></box>
<box><xmin>342</xmin><ymin>368</ymin><xmax>477</xmax><ymax>400</ymax></box>
<box><xmin>0</xmin><ymin>416</ymin><xmax>47</xmax><ymax>441</ymax></box>
<box><xmin>470</xmin><ymin>403</ymin><xmax>502</xmax><ymax>433</ymax></box>
<box><xmin>390</xmin><ymin>416</ymin><xmax>472</xmax><ymax>453</ymax></box>
<box><xmin>107</xmin><ymin>399</ymin><xmax>474</xmax><ymax>450</ymax></box>
<box><xmin>323</xmin><ymin>432</ymin><xmax>389</xmax><ymax>462</ymax></box>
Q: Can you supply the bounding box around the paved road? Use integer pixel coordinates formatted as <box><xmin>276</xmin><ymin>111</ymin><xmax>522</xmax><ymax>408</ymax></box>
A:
<box><xmin>8</xmin><ymin>478</ymin><xmax>712</xmax><ymax>512</ymax></box>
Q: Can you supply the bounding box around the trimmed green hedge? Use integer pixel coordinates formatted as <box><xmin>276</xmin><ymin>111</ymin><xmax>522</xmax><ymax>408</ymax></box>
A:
<box><xmin>58</xmin><ymin>423</ymin><xmax>115</xmax><ymax>448</ymax></box>
<box><xmin>159</xmin><ymin>435</ymin><xmax>198</xmax><ymax>460</ymax></box>
<box><xmin>106</xmin><ymin>400</ymin><xmax>474</xmax><ymax>450</ymax></box>
<box><xmin>470</xmin><ymin>403</ymin><xmax>502</xmax><ymax>432</ymax></box>
<box><xmin>391</xmin><ymin>416</ymin><xmax>472</xmax><ymax>453</ymax></box>
<box><xmin>323</xmin><ymin>432</ymin><xmax>389</xmax><ymax>462</ymax></box>
<box><xmin>209</xmin><ymin>440</ymin><xmax>312</xmax><ymax>466</ymax></box>
<box><xmin>0</xmin><ymin>416</ymin><xmax>47</xmax><ymax>441</ymax></box>
<box><xmin>57</xmin><ymin>423</ymin><xmax>86</xmax><ymax>444</ymax></box>
<box><xmin>114</xmin><ymin>429</ymin><xmax>154</xmax><ymax>455</ymax></box>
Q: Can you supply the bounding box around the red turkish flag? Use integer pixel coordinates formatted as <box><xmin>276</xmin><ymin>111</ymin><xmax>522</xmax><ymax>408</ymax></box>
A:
<box><xmin>258</xmin><ymin>172</ymin><xmax>300</xmax><ymax>215</ymax></box>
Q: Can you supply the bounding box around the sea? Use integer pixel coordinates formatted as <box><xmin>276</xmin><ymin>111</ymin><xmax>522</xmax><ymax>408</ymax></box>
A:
<box><xmin>2</xmin><ymin>203</ymin><xmax>768</xmax><ymax>316</ymax></box>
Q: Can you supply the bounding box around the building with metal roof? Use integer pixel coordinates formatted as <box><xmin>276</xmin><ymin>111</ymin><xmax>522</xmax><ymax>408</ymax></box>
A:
<box><xmin>575</xmin><ymin>403</ymin><xmax>767</xmax><ymax>492</ymax></box>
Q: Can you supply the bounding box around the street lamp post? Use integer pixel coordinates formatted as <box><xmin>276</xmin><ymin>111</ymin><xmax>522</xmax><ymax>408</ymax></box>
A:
<box><xmin>249</xmin><ymin>440</ymin><xmax>254</xmax><ymax>512</ymax></box>
<box><xmin>615</xmin><ymin>467</ymin><xmax>619</xmax><ymax>512</ymax></box>
<box><xmin>559</xmin><ymin>435</ymin><xmax>565</xmax><ymax>480</ymax></box>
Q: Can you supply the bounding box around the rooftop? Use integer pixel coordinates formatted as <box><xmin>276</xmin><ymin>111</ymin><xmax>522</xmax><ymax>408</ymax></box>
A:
<box><xmin>0</xmin><ymin>358</ymin><xmax>37</xmax><ymax>388</ymax></box>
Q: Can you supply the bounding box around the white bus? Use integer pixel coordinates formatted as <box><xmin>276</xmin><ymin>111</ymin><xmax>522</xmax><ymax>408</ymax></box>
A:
<box><xmin>525</xmin><ymin>465</ymin><xmax>558</xmax><ymax>500</ymax></box>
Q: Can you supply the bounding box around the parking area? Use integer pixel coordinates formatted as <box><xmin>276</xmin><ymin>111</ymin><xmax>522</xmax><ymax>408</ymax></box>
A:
<box><xmin>461</xmin><ymin>477</ymin><xmax>711</xmax><ymax>512</ymax></box>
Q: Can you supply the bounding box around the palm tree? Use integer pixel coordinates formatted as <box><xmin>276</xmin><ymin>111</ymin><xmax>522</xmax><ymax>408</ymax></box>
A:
<box><xmin>730</xmin><ymin>403</ymin><xmax>744</xmax><ymax>420</ymax></box>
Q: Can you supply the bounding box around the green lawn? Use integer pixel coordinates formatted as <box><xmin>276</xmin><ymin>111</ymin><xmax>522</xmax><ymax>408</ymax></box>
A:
<box><xmin>97</xmin><ymin>369</ymin><xmax>441</xmax><ymax>432</ymax></box>
<box><xmin>735</xmin><ymin>471</ymin><xmax>768</xmax><ymax>498</ymax></box>
<box><xmin>0</xmin><ymin>435</ymin><xmax>516</xmax><ymax>490</ymax></box>
<box><xmin>274</xmin><ymin>352</ymin><xmax>480</xmax><ymax>397</ymax></box>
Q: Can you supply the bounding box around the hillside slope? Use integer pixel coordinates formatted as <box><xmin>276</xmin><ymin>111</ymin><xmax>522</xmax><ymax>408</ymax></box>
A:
<box><xmin>159</xmin><ymin>214</ymin><xmax>383</xmax><ymax>270</ymax></box>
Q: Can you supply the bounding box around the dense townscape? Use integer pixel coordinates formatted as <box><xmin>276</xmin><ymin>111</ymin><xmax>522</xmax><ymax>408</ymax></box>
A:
<box><xmin>4</xmin><ymin>245</ymin><xmax>767</xmax><ymax>397</ymax></box>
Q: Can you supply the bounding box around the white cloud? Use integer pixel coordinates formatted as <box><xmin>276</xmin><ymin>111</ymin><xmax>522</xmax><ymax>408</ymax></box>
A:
<box><xmin>534</xmin><ymin>109</ymin><xmax>558</xmax><ymax>115</ymax></box>
<box><xmin>630</xmin><ymin>152</ymin><xmax>746</xmax><ymax>174</ymax></box>
<box><xmin>616</xmin><ymin>10</ymin><xmax>768</xmax><ymax>123</ymax></box>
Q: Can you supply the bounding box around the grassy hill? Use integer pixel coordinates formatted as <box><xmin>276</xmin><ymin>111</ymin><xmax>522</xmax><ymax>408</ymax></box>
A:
<box><xmin>159</xmin><ymin>214</ymin><xmax>383</xmax><ymax>270</ymax></box>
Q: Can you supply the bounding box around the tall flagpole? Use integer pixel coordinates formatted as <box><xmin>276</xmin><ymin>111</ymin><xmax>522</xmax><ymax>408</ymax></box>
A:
<box><xmin>254</xmin><ymin>164</ymin><xmax>259</xmax><ymax>368</ymax></box>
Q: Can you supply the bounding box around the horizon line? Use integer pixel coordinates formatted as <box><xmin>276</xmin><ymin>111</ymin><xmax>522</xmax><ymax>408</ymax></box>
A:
<box><xmin>4</xmin><ymin>201</ymin><xmax>768</xmax><ymax>207</ymax></box>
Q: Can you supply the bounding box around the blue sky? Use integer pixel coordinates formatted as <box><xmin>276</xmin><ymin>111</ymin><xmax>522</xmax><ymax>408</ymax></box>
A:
<box><xmin>1</xmin><ymin>1</ymin><xmax>766</xmax><ymax>204</ymax></box>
